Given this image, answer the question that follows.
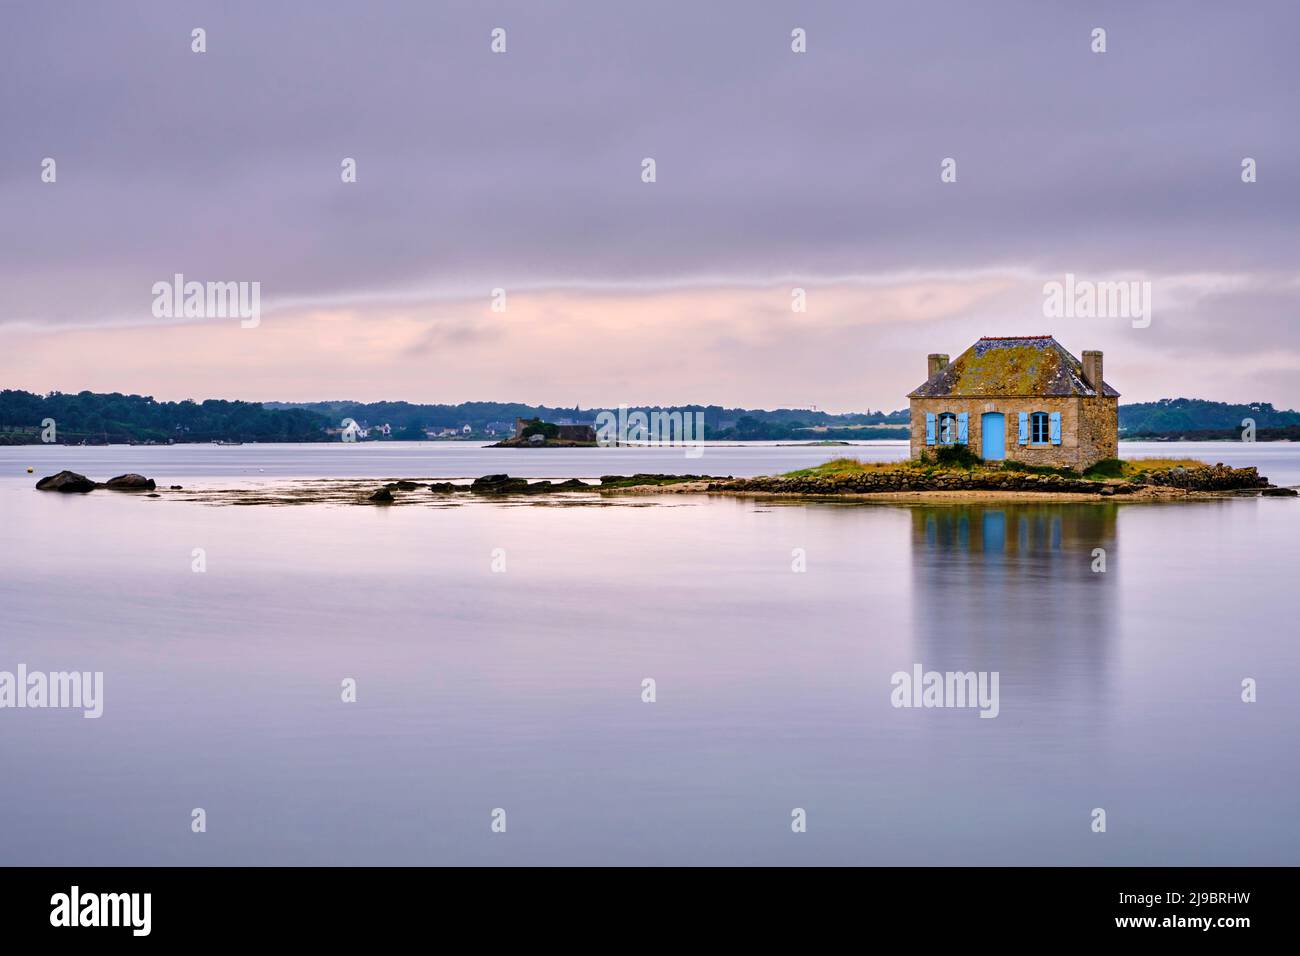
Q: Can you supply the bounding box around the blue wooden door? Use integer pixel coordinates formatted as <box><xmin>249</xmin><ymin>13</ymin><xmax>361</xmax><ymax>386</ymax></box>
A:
<box><xmin>981</xmin><ymin>412</ymin><xmax>1005</xmax><ymax>460</ymax></box>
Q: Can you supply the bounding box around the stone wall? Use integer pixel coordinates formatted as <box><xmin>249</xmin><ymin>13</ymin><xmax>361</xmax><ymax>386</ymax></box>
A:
<box><xmin>556</xmin><ymin>424</ymin><xmax>597</xmax><ymax>442</ymax></box>
<box><xmin>1077</xmin><ymin>396</ymin><xmax>1119</xmax><ymax>465</ymax></box>
<box><xmin>718</xmin><ymin>469</ymin><xmax>1122</xmax><ymax>495</ymax></box>
<box><xmin>910</xmin><ymin>396</ymin><xmax>1118</xmax><ymax>470</ymax></box>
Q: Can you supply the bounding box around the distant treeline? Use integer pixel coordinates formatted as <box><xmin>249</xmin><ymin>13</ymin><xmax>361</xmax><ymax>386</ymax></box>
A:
<box><xmin>709</xmin><ymin>416</ymin><xmax>910</xmax><ymax>441</ymax></box>
<box><xmin>266</xmin><ymin>400</ymin><xmax>910</xmax><ymax>435</ymax></box>
<box><xmin>1126</xmin><ymin>426</ymin><xmax>1300</xmax><ymax>442</ymax></box>
<box><xmin>1120</xmin><ymin>398</ymin><xmax>1300</xmax><ymax>434</ymax></box>
<box><xmin>4</xmin><ymin>390</ymin><xmax>1297</xmax><ymax>444</ymax></box>
<box><xmin>0</xmin><ymin>391</ymin><xmax>909</xmax><ymax>444</ymax></box>
<box><xmin>0</xmin><ymin>390</ymin><xmax>328</xmax><ymax>444</ymax></box>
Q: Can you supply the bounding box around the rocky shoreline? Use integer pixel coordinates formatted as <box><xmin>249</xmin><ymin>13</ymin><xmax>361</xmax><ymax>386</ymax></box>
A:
<box><xmin>31</xmin><ymin>463</ymin><xmax>1295</xmax><ymax>506</ymax></box>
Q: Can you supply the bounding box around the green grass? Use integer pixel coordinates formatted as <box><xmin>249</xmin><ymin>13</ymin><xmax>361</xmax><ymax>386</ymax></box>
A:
<box><xmin>783</xmin><ymin>455</ymin><xmax>1211</xmax><ymax>481</ymax></box>
<box><xmin>782</xmin><ymin>457</ymin><xmax>914</xmax><ymax>478</ymax></box>
<box><xmin>597</xmin><ymin>473</ymin><xmax>715</xmax><ymax>488</ymax></box>
<box><xmin>1002</xmin><ymin>459</ymin><xmax>1078</xmax><ymax>478</ymax></box>
<box><xmin>926</xmin><ymin>445</ymin><xmax>984</xmax><ymax>469</ymax></box>
<box><xmin>1117</xmin><ymin>457</ymin><xmax>1206</xmax><ymax>472</ymax></box>
<box><xmin>1080</xmin><ymin>458</ymin><xmax>1125</xmax><ymax>479</ymax></box>
<box><xmin>1086</xmin><ymin>457</ymin><xmax>1206</xmax><ymax>480</ymax></box>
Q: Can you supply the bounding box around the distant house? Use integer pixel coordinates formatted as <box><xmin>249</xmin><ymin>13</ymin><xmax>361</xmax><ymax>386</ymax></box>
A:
<box><xmin>462</xmin><ymin>424</ymin><xmax>472</xmax><ymax>434</ymax></box>
<box><xmin>372</xmin><ymin>423</ymin><xmax>392</xmax><ymax>437</ymax></box>
<box><xmin>908</xmin><ymin>336</ymin><xmax>1119</xmax><ymax>470</ymax></box>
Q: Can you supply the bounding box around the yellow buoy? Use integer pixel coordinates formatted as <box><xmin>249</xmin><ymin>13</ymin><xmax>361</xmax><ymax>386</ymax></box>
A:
<box><xmin>26</xmin><ymin>467</ymin><xmax>33</xmax><ymax>473</ymax></box>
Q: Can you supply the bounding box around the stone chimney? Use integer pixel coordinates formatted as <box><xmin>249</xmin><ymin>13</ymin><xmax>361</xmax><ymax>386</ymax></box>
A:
<box><xmin>1082</xmin><ymin>351</ymin><xmax>1104</xmax><ymax>393</ymax></box>
<box><xmin>927</xmin><ymin>353</ymin><xmax>949</xmax><ymax>378</ymax></box>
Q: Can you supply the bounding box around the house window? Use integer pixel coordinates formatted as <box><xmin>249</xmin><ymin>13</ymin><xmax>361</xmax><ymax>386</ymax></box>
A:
<box><xmin>938</xmin><ymin>412</ymin><xmax>957</xmax><ymax>445</ymax></box>
<box><xmin>1030</xmin><ymin>411</ymin><xmax>1050</xmax><ymax>443</ymax></box>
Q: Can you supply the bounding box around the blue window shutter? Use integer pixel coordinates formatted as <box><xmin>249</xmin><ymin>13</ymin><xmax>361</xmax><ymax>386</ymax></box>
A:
<box><xmin>1049</xmin><ymin>411</ymin><xmax>1062</xmax><ymax>445</ymax></box>
<box><xmin>1018</xmin><ymin>412</ymin><xmax>1029</xmax><ymax>444</ymax></box>
<box><xmin>957</xmin><ymin>412</ymin><xmax>968</xmax><ymax>444</ymax></box>
<box><xmin>925</xmin><ymin>413</ymin><xmax>936</xmax><ymax>445</ymax></box>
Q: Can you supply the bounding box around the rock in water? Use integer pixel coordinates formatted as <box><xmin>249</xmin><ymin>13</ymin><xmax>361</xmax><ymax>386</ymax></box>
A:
<box><xmin>35</xmin><ymin>470</ymin><xmax>96</xmax><ymax>493</ymax></box>
<box><xmin>470</xmin><ymin>474</ymin><xmax>529</xmax><ymax>493</ymax></box>
<box><xmin>104</xmin><ymin>473</ymin><xmax>157</xmax><ymax>491</ymax></box>
<box><xmin>369</xmin><ymin>488</ymin><xmax>395</xmax><ymax>502</ymax></box>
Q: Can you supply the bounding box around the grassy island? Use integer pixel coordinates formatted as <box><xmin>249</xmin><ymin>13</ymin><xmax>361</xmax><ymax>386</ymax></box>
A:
<box><xmin>703</xmin><ymin>453</ymin><xmax>1284</xmax><ymax>500</ymax></box>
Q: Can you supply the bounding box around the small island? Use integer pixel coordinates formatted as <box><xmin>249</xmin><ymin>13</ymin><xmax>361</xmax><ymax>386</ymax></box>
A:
<box><xmin>697</xmin><ymin>454</ymin><xmax>1293</xmax><ymax>500</ymax></box>
<box><xmin>488</xmin><ymin>417</ymin><xmax>598</xmax><ymax>448</ymax></box>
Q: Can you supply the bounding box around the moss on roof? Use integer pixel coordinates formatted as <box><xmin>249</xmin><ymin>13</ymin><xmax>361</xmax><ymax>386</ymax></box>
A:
<box><xmin>909</xmin><ymin>336</ymin><xmax>1119</xmax><ymax>398</ymax></box>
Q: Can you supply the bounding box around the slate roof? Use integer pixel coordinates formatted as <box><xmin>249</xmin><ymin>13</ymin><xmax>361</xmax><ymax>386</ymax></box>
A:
<box><xmin>908</xmin><ymin>336</ymin><xmax>1120</xmax><ymax>398</ymax></box>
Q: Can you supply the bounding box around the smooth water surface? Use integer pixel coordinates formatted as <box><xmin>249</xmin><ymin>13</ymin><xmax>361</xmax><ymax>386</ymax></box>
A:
<box><xmin>1</xmin><ymin>442</ymin><xmax>1296</xmax><ymax>864</ymax></box>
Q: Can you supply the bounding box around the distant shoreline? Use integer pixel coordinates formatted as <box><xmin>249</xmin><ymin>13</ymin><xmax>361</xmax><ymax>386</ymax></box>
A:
<box><xmin>4</xmin><ymin>435</ymin><xmax>1298</xmax><ymax>448</ymax></box>
<box><xmin>6</xmin><ymin>391</ymin><xmax>1298</xmax><ymax>446</ymax></box>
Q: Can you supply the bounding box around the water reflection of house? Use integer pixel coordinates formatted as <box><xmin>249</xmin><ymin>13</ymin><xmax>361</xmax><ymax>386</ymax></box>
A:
<box><xmin>909</xmin><ymin>504</ymin><xmax>1118</xmax><ymax>701</ymax></box>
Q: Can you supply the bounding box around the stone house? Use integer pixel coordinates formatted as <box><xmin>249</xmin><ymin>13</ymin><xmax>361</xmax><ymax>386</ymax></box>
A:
<box><xmin>908</xmin><ymin>336</ymin><xmax>1119</xmax><ymax>470</ymax></box>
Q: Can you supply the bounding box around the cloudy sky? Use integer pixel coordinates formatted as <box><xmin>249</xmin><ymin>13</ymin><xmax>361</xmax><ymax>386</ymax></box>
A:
<box><xmin>1</xmin><ymin>0</ymin><xmax>1296</xmax><ymax>411</ymax></box>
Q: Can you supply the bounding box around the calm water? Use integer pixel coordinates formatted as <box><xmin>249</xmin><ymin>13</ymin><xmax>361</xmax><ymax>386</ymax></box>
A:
<box><xmin>1</xmin><ymin>441</ymin><xmax>1297</xmax><ymax>865</ymax></box>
